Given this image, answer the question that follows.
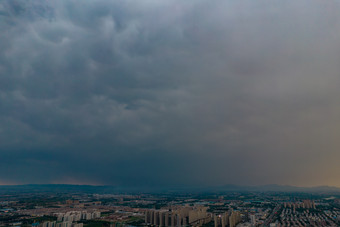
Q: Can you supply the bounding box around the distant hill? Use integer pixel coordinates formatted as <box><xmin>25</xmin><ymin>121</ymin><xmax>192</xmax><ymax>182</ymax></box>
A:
<box><xmin>213</xmin><ymin>184</ymin><xmax>340</xmax><ymax>193</ymax></box>
<box><xmin>0</xmin><ymin>184</ymin><xmax>339</xmax><ymax>194</ymax></box>
<box><xmin>0</xmin><ymin>184</ymin><xmax>112</xmax><ymax>194</ymax></box>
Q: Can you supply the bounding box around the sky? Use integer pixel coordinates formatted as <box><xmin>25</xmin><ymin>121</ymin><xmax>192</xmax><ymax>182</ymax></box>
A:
<box><xmin>1</xmin><ymin>0</ymin><xmax>340</xmax><ymax>188</ymax></box>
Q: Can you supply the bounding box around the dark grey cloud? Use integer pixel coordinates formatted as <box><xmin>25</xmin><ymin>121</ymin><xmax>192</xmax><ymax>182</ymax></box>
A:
<box><xmin>1</xmin><ymin>0</ymin><xmax>340</xmax><ymax>187</ymax></box>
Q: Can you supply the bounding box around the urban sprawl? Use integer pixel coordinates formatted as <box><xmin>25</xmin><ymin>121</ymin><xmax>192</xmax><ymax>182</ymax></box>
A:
<box><xmin>1</xmin><ymin>188</ymin><xmax>340</xmax><ymax>227</ymax></box>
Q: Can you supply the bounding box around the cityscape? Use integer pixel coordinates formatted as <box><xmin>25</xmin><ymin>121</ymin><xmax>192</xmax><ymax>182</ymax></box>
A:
<box><xmin>1</xmin><ymin>185</ymin><xmax>340</xmax><ymax>227</ymax></box>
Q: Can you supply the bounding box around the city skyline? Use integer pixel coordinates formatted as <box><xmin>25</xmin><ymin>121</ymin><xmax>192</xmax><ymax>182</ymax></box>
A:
<box><xmin>1</xmin><ymin>0</ymin><xmax>340</xmax><ymax>187</ymax></box>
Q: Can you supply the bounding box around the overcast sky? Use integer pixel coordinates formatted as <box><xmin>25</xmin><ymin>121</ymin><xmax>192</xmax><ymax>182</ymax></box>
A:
<box><xmin>1</xmin><ymin>0</ymin><xmax>340</xmax><ymax>187</ymax></box>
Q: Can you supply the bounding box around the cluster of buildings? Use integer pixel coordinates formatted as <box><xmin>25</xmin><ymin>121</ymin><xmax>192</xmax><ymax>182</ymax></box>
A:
<box><xmin>32</xmin><ymin>211</ymin><xmax>101</xmax><ymax>227</ymax></box>
<box><xmin>283</xmin><ymin>200</ymin><xmax>316</xmax><ymax>210</ymax></box>
<box><xmin>145</xmin><ymin>206</ymin><xmax>210</xmax><ymax>227</ymax></box>
<box><xmin>3</xmin><ymin>189</ymin><xmax>340</xmax><ymax>227</ymax></box>
<box><xmin>214</xmin><ymin>210</ymin><xmax>241</xmax><ymax>227</ymax></box>
<box><xmin>38</xmin><ymin>221</ymin><xmax>83</xmax><ymax>227</ymax></box>
<box><xmin>145</xmin><ymin>206</ymin><xmax>245</xmax><ymax>227</ymax></box>
<box><xmin>55</xmin><ymin>210</ymin><xmax>101</xmax><ymax>222</ymax></box>
<box><xmin>278</xmin><ymin>206</ymin><xmax>338</xmax><ymax>226</ymax></box>
<box><xmin>324</xmin><ymin>210</ymin><xmax>340</xmax><ymax>221</ymax></box>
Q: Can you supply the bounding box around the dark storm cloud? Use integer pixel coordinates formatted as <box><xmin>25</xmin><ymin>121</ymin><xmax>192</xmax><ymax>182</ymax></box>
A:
<box><xmin>1</xmin><ymin>0</ymin><xmax>340</xmax><ymax>187</ymax></box>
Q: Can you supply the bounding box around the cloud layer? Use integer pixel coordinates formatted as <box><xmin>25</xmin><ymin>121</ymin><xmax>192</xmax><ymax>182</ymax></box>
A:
<box><xmin>1</xmin><ymin>0</ymin><xmax>340</xmax><ymax>187</ymax></box>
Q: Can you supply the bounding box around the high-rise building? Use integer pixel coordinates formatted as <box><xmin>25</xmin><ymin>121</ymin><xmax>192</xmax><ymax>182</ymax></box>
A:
<box><xmin>40</xmin><ymin>221</ymin><xmax>56</xmax><ymax>227</ymax></box>
<box><xmin>177</xmin><ymin>214</ymin><xmax>181</xmax><ymax>227</ymax></box>
<box><xmin>171</xmin><ymin>213</ymin><xmax>175</xmax><ymax>227</ymax></box>
<box><xmin>229</xmin><ymin>211</ymin><xmax>241</xmax><ymax>227</ymax></box>
<box><xmin>160</xmin><ymin>212</ymin><xmax>164</xmax><ymax>226</ymax></box>
<box><xmin>165</xmin><ymin>212</ymin><xmax>169</xmax><ymax>226</ymax></box>
<box><xmin>250</xmin><ymin>214</ymin><xmax>256</xmax><ymax>226</ymax></box>
<box><xmin>221</xmin><ymin>215</ymin><xmax>226</xmax><ymax>227</ymax></box>
<box><xmin>154</xmin><ymin>211</ymin><xmax>159</xmax><ymax>226</ymax></box>
<box><xmin>214</xmin><ymin>214</ymin><xmax>218</xmax><ymax>227</ymax></box>
<box><xmin>145</xmin><ymin>211</ymin><xmax>149</xmax><ymax>224</ymax></box>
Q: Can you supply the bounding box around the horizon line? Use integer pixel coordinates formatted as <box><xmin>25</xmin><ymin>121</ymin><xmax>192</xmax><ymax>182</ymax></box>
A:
<box><xmin>0</xmin><ymin>183</ymin><xmax>339</xmax><ymax>189</ymax></box>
